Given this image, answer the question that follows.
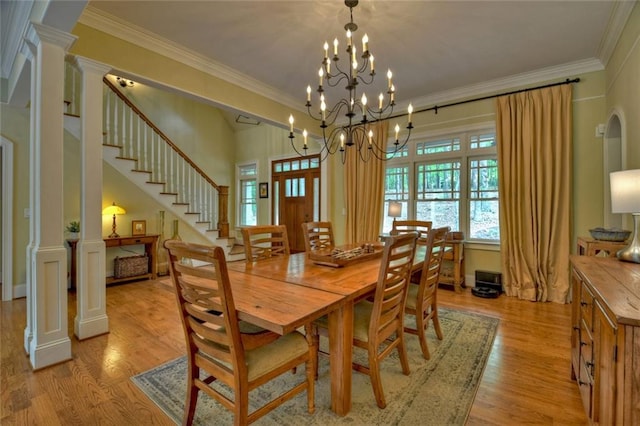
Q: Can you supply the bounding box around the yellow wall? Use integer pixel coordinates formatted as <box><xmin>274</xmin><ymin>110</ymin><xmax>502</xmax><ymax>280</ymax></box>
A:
<box><xmin>606</xmin><ymin>3</ymin><xmax>640</xmax><ymax>169</ymax></box>
<box><xmin>3</xmin><ymin>5</ymin><xmax>638</xmax><ymax>290</ymax></box>
<box><xmin>0</xmin><ymin>104</ymin><xmax>30</xmax><ymax>286</ymax></box>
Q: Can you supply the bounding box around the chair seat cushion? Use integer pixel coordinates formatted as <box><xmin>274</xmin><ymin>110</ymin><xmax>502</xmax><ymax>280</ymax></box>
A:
<box><xmin>314</xmin><ymin>299</ymin><xmax>374</xmax><ymax>343</ymax></box>
<box><xmin>405</xmin><ymin>283</ymin><xmax>419</xmax><ymax>310</ymax></box>
<box><xmin>245</xmin><ymin>331</ymin><xmax>308</xmax><ymax>381</ymax></box>
<box><xmin>353</xmin><ymin>300</ymin><xmax>374</xmax><ymax>343</ymax></box>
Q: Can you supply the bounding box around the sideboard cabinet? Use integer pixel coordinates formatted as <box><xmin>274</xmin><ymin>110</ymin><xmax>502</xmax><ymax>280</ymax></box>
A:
<box><xmin>570</xmin><ymin>256</ymin><xmax>640</xmax><ymax>424</ymax></box>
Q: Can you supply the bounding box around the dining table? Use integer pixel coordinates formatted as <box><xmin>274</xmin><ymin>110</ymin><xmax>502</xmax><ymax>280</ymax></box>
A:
<box><xmin>227</xmin><ymin>243</ymin><xmax>426</xmax><ymax>416</ymax></box>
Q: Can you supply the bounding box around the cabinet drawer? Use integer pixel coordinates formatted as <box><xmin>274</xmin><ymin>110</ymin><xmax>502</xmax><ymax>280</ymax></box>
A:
<box><xmin>578</xmin><ymin>361</ymin><xmax>593</xmax><ymax>418</ymax></box>
<box><xmin>123</xmin><ymin>236</ymin><xmax>155</xmax><ymax>245</ymax></box>
<box><xmin>580</xmin><ymin>283</ymin><xmax>594</xmax><ymax>331</ymax></box>
<box><xmin>579</xmin><ymin>323</ymin><xmax>594</xmax><ymax>380</ymax></box>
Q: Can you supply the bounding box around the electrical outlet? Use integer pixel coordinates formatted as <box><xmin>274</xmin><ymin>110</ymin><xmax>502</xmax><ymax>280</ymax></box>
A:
<box><xmin>24</xmin><ymin>208</ymin><xmax>30</xmax><ymax>218</ymax></box>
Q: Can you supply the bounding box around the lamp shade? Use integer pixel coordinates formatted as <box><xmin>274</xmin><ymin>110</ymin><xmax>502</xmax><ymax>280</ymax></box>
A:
<box><xmin>102</xmin><ymin>202</ymin><xmax>126</xmax><ymax>216</ymax></box>
<box><xmin>610</xmin><ymin>169</ymin><xmax>640</xmax><ymax>213</ymax></box>
<box><xmin>388</xmin><ymin>201</ymin><xmax>402</xmax><ymax>218</ymax></box>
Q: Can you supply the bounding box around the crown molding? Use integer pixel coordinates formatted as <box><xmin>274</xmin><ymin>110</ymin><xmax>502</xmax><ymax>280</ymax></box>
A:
<box><xmin>408</xmin><ymin>58</ymin><xmax>604</xmax><ymax>111</ymax></box>
<box><xmin>79</xmin><ymin>5</ymin><xmax>617</xmax><ymax>117</ymax></box>
<box><xmin>78</xmin><ymin>7</ymin><xmax>300</xmax><ymax>110</ymax></box>
<box><xmin>597</xmin><ymin>0</ymin><xmax>637</xmax><ymax>67</ymax></box>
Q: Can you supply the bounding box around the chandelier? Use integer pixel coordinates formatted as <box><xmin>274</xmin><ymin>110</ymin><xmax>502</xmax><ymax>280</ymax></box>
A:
<box><xmin>288</xmin><ymin>0</ymin><xmax>413</xmax><ymax>163</ymax></box>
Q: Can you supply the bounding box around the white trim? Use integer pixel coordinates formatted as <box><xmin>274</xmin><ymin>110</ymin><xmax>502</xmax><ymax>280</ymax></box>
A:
<box><xmin>78</xmin><ymin>7</ymin><xmax>300</xmax><ymax>111</ymax></box>
<box><xmin>408</xmin><ymin>59</ymin><xmax>604</xmax><ymax>111</ymax></box>
<box><xmin>235</xmin><ymin>161</ymin><xmax>258</xmax><ymax>227</ymax></box>
<box><xmin>78</xmin><ymin>5</ymin><xmax>616</xmax><ymax>117</ymax></box>
<box><xmin>605</xmin><ymin>22</ymin><xmax>640</xmax><ymax>94</ymax></box>
<box><xmin>597</xmin><ymin>0</ymin><xmax>637</xmax><ymax>67</ymax></box>
<box><xmin>1</xmin><ymin>136</ymin><xmax>14</xmax><ymax>301</ymax></box>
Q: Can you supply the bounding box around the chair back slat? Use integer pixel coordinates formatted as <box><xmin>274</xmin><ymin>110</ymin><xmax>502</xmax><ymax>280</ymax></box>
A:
<box><xmin>301</xmin><ymin>221</ymin><xmax>335</xmax><ymax>251</ymax></box>
<box><xmin>418</xmin><ymin>226</ymin><xmax>450</xmax><ymax>304</ymax></box>
<box><xmin>241</xmin><ymin>225</ymin><xmax>291</xmax><ymax>262</ymax></box>
<box><xmin>370</xmin><ymin>232</ymin><xmax>418</xmax><ymax>342</ymax></box>
<box><xmin>164</xmin><ymin>239</ymin><xmax>245</xmax><ymax>371</ymax></box>
<box><xmin>390</xmin><ymin>220</ymin><xmax>432</xmax><ymax>244</ymax></box>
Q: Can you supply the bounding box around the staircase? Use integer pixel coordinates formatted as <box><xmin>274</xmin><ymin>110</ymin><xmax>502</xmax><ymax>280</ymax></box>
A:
<box><xmin>65</xmin><ymin>64</ymin><xmax>239</xmax><ymax>258</ymax></box>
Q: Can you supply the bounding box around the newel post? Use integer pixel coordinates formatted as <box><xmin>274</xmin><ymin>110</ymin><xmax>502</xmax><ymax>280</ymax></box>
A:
<box><xmin>218</xmin><ymin>185</ymin><xmax>229</xmax><ymax>238</ymax></box>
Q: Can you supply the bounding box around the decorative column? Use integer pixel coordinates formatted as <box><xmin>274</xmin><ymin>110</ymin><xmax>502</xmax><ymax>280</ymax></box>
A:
<box><xmin>23</xmin><ymin>23</ymin><xmax>77</xmax><ymax>369</ymax></box>
<box><xmin>73</xmin><ymin>57</ymin><xmax>111</xmax><ymax>340</ymax></box>
<box><xmin>218</xmin><ymin>185</ymin><xmax>229</xmax><ymax>238</ymax></box>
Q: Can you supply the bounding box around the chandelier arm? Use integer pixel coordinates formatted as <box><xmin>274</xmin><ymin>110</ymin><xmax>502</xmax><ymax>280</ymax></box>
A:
<box><xmin>306</xmin><ymin>105</ymin><xmax>324</xmax><ymax>122</ymax></box>
<box><xmin>325</xmin><ymin>72</ymin><xmax>350</xmax><ymax>89</ymax></box>
<box><xmin>288</xmin><ymin>0</ymin><xmax>411</xmax><ymax>164</ymax></box>
<box><xmin>355</xmin><ymin>72</ymin><xmax>374</xmax><ymax>86</ymax></box>
<box><xmin>324</xmin><ymin>100</ymin><xmax>351</xmax><ymax>125</ymax></box>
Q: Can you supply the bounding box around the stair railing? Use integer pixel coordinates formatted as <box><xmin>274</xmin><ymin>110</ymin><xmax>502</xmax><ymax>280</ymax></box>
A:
<box><xmin>102</xmin><ymin>77</ymin><xmax>229</xmax><ymax>237</ymax></box>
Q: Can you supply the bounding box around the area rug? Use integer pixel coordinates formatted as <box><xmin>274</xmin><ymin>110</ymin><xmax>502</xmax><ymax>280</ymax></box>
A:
<box><xmin>131</xmin><ymin>308</ymin><xmax>498</xmax><ymax>425</ymax></box>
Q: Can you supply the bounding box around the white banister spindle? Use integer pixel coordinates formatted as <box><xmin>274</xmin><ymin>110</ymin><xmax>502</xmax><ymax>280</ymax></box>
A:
<box><xmin>102</xmin><ymin>79</ymin><xmax>222</xmax><ymax>235</ymax></box>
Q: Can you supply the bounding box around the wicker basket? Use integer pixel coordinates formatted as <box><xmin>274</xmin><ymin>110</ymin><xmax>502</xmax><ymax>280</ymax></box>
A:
<box><xmin>114</xmin><ymin>255</ymin><xmax>149</xmax><ymax>278</ymax></box>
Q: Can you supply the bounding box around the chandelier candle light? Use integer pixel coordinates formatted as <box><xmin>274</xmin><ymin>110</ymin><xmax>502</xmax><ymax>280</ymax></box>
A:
<box><xmin>288</xmin><ymin>0</ymin><xmax>413</xmax><ymax>163</ymax></box>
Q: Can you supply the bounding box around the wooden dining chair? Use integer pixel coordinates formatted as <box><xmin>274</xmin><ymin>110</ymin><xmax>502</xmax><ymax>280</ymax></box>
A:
<box><xmin>301</xmin><ymin>221</ymin><xmax>335</xmax><ymax>252</ymax></box>
<box><xmin>314</xmin><ymin>231</ymin><xmax>419</xmax><ymax>409</ymax></box>
<box><xmin>164</xmin><ymin>240</ymin><xmax>316</xmax><ymax>425</ymax></box>
<box><xmin>390</xmin><ymin>220</ymin><xmax>432</xmax><ymax>245</ymax></box>
<box><xmin>241</xmin><ymin>225</ymin><xmax>290</xmax><ymax>263</ymax></box>
<box><xmin>390</xmin><ymin>220</ymin><xmax>432</xmax><ymax>282</ymax></box>
<box><xmin>404</xmin><ymin>226</ymin><xmax>450</xmax><ymax>360</ymax></box>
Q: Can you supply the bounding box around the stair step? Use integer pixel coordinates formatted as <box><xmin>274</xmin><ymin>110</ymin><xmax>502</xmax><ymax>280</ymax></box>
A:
<box><xmin>173</xmin><ymin>202</ymin><xmax>189</xmax><ymax>206</ymax></box>
<box><xmin>195</xmin><ymin>221</ymin><xmax>210</xmax><ymax>224</ymax></box>
<box><xmin>185</xmin><ymin>212</ymin><xmax>200</xmax><ymax>215</ymax></box>
<box><xmin>132</xmin><ymin>169</ymin><xmax>152</xmax><ymax>174</ymax></box>
<box><xmin>117</xmin><ymin>156</ymin><xmax>138</xmax><ymax>161</ymax></box>
<box><xmin>160</xmin><ymin>192</ymin><xmax>178</xmax><ymax>196</ymax></box>
<box><xmin>147</xmin><ymin>180</ymin><xmax>166</xmax><ymax>185</ymax></box>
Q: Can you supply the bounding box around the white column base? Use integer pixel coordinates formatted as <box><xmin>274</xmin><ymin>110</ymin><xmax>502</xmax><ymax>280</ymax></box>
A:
<box><xmin>29</xmin><ymin>246</ymin><xmax>72</xmax><ymax>370</ymax></box>
<box><xmin>74</xmin><ymin>239</ymin><xmax>108</xmax><ymax>339</ymax></box>
<box><xmin>29</xmin><ymin>336</ymin><xmax>72</xmax><ymax>371</ymax></box>
<box><xmin>75</xmin><ymin>314</ymin><xmax>109</xmax><ymax>340</ymax></box>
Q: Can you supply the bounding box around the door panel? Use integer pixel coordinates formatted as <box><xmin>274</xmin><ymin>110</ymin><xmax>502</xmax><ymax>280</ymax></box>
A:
<box><xmin>272</xmin><ymin>155</ymin><xmax>320</xmax><ymax>253</ymax></box>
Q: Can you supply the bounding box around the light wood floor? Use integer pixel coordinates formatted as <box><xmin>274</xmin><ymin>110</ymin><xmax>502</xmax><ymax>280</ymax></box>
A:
<box><xmin>1</xmin><ymin>279</ymin><xmax>587</xmax><ymax>425</ymax></box>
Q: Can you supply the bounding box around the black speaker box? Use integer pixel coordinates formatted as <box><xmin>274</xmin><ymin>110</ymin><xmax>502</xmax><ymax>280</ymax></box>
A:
<box><xmin>475</xmin><ymin>270</ymin><xmax>503</xmax><ymax>293</ymax></box>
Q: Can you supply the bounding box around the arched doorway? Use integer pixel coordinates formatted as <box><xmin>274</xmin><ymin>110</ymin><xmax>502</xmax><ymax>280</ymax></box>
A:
<box><xmin>603</xmin><ymin>113</ymin><xmax>623</xmax><ymax>229</ymax></box>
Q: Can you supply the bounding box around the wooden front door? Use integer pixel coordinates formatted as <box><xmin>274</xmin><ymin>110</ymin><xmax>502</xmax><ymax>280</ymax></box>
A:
<box><xmin>272</xmin><ymin>155</ymin><xmax>321</xmax><ymax>252</ymax></box>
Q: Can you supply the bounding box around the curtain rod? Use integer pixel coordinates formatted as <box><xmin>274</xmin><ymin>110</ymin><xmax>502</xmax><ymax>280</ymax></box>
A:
<box><xmin>389</xmin><ymin>77</ymin><xmax>580</xmax><ymax>119</ymax></box>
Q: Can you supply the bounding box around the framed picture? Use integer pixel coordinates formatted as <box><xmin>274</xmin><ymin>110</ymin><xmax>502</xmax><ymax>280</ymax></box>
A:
<box><xmin>259</xmin><ymin>182</ymin><xmax>269</xmax><ymax>198</ymax></box>
<box><xmin>132</xmin><ymin>220</ymin><xmax>146</xmax><ymax>236</ymax></box>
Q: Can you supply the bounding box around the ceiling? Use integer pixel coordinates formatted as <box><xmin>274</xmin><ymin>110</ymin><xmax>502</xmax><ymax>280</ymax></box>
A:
<box><xmin>82</xmin><ymin>0</ymin><xmax>635</xmax><ymax>116</ymax></box>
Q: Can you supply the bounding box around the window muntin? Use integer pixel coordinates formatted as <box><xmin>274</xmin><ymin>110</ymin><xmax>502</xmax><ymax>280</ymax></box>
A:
<box><xmin>383</xmin><ymin>127</ymin><xmax>499</xmax><ymax>242</ymax></box>
<box><xmin>468</xmin><ymin>156</ymin><xmax>499</xmax><ymax>240</ymax></box>
<box><xmin>382</xmin><ymin>165</ymin><xmax>409</xmax><ymax>231</ymax></box>
<box><xmin>238</xmin><ymin>163</ymin><xmax>257</xmax><ymax>226</ymax></box>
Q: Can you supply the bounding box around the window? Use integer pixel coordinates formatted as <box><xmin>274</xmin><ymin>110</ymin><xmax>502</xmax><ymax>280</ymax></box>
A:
<box><xmin>383</xmin><ymin>126</ymin><xmax>499</xmax><ymax>242</ymax></box>
<box><xmin>238</xmin><ymin>163</ymin><xmax>257</xmax><ymax>226</ymax></box>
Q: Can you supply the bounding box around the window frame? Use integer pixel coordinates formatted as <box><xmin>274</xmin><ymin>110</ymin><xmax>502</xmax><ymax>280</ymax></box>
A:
<box><xmin>236</xmin><ymin>162</ymin><xmax>258</xmax><ymax>227</ymax></box>
<box><xmin>383</xmin><ymin>122</ymin><xmax>499</xmax><ymax>244</ymax></box>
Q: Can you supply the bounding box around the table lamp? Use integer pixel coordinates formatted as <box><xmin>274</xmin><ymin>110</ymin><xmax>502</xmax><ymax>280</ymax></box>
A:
<box><xmin>610</xmin><ymin>169</ymin><xmax>640</xmax><ymax>263</ymax></box>
<box><xmin>388</xmin><ymin>201</ymin><xmax>402</xmax><ymax>224</ymax></box>
<box><xmin>102</xmin><ymin>202</ymin><xmax>126</xmax><ymax>238</ymax></box>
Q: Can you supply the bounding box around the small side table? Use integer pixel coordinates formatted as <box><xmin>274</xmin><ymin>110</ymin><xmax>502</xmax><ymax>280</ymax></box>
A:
<box><xmin>577</xmin><ymin>237</ymin><xmax>627</xmax><ymax>258</ymax></box>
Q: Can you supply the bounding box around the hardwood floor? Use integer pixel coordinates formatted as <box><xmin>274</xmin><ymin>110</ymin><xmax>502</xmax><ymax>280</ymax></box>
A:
<box><xmin>1</xmin><ymin>279</ymin><xmax>587</xmax><ymax>425</ymax></box>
